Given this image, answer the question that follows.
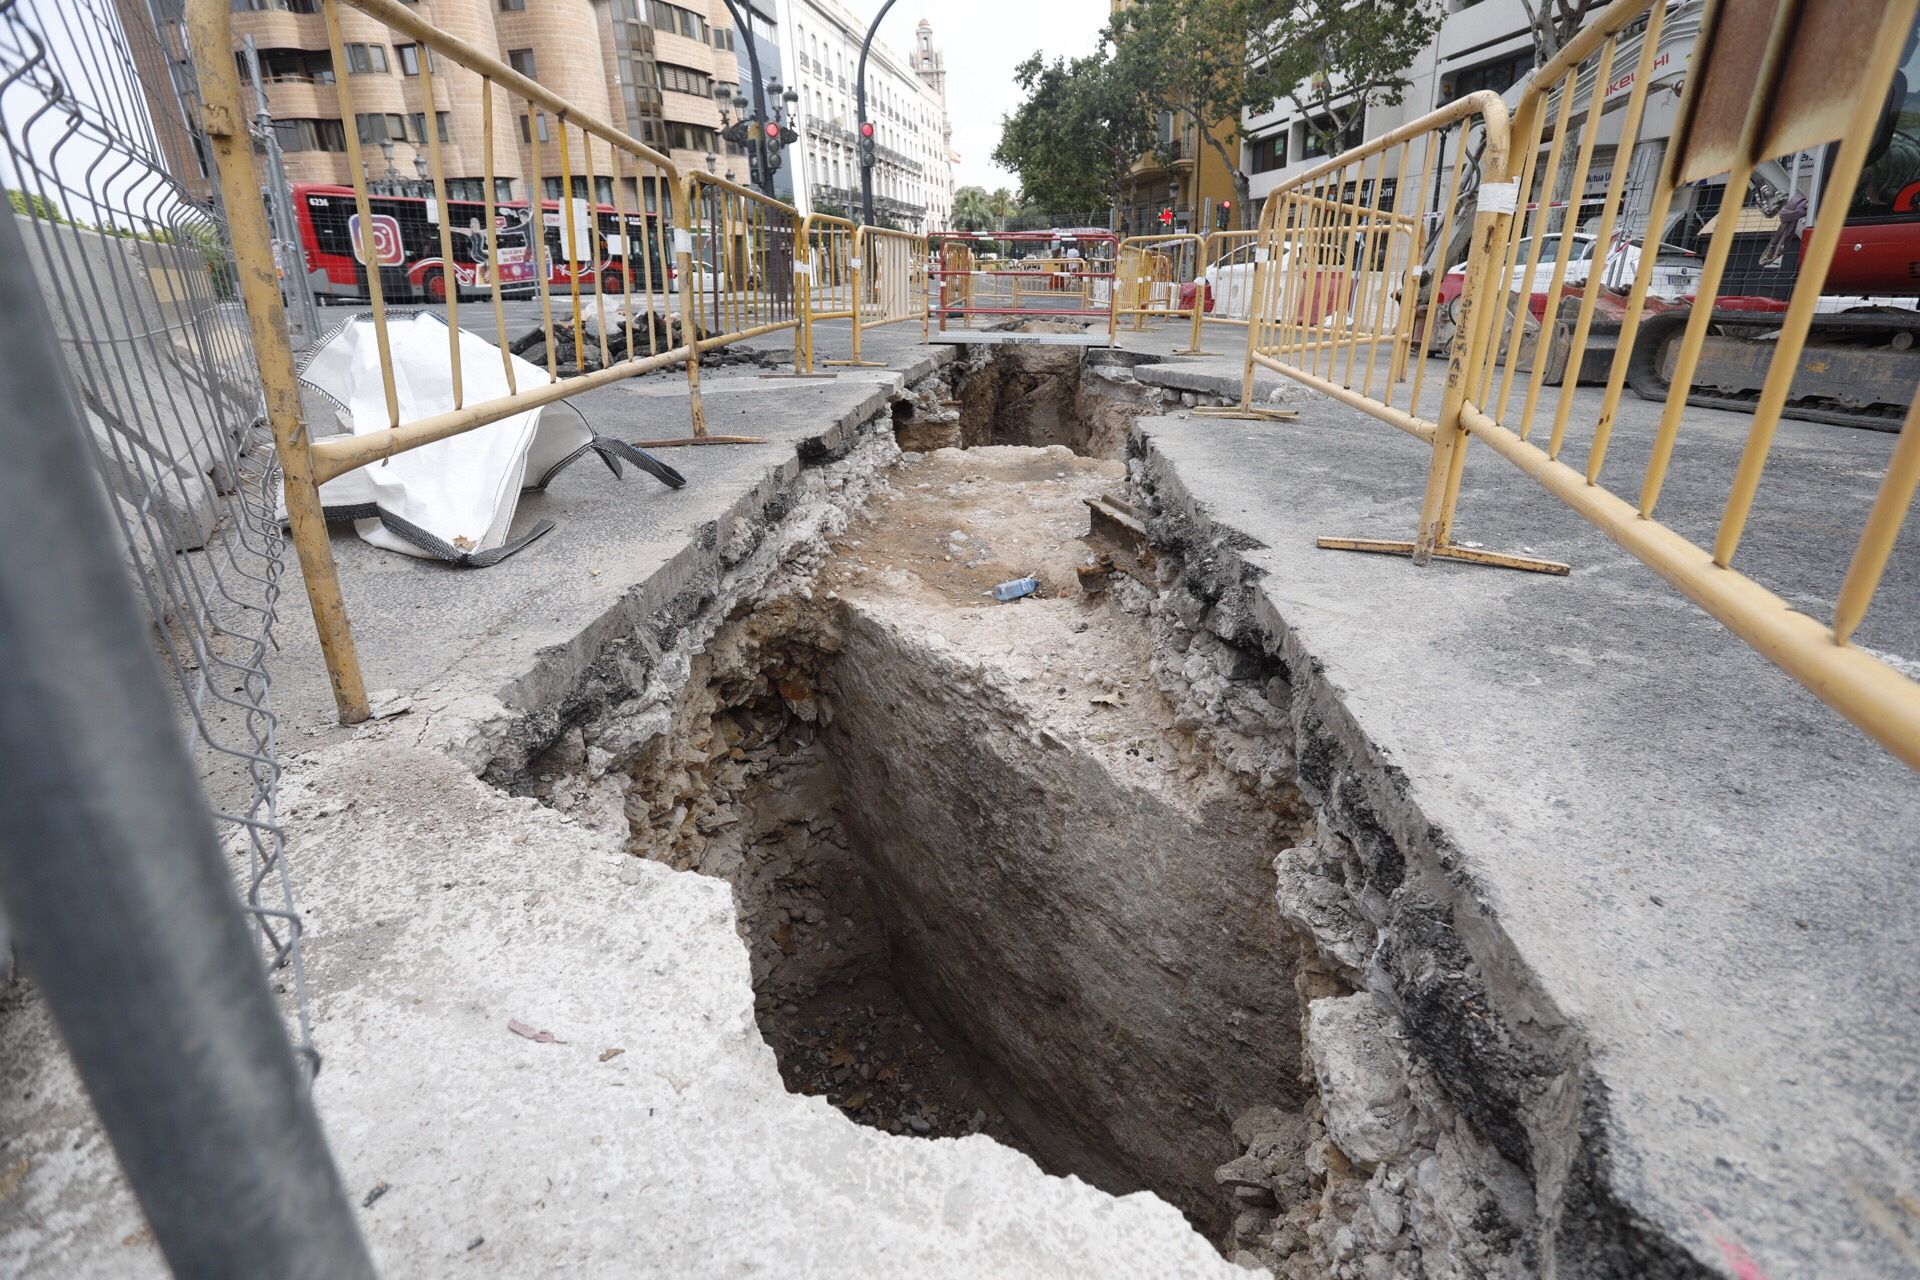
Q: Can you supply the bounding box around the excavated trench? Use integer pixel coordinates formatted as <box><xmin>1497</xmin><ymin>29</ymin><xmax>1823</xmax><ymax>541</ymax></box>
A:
<box><xmin>615</xmin><ymin>443</ymin><xmax>1311</xmax><ymax>1247</ymax></box>
<box><xmin>521</xmin><ymin>343</ymin><xmax>1554</xmax><ymax>1274</ymax></box>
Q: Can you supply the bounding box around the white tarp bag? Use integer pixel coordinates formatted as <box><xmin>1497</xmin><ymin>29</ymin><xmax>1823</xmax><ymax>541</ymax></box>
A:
<box><xmin>291</xmin><ymin>312</ymin><xmax>683</xmax><ymax>565</ymax></box>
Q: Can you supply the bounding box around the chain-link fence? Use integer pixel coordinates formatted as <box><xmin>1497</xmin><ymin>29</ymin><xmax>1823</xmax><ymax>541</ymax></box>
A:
<box><xmin>0</xmin><ymin>0</ymin><xmax>313</xmax><ymax>1069</ymax></box>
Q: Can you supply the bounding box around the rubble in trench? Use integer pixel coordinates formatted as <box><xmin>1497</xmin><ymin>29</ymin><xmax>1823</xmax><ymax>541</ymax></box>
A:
<box><xmin>524</xmin><ymin>367</ymin><xmax>1545</xmax><ymax>1274</ymax></box>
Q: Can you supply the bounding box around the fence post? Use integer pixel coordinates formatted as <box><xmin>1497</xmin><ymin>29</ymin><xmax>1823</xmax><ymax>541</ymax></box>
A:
<box><xmin>188</xmin><ymin>0</ymin><xmax>370</xmax><ymax>724</ymax></box>
<box><xmin>676</xmin><ymin>174</ymin><xmax>709</xmax><ymax>436</ymax></box>
<box><xmin>0</xmin><ymin>205</ymin><xmax>375</xmax><ymax>1279</ymax></box>
<box><xmin>1415</xmin><ymin>93</ymin><xmax>1513</xmax><ymax>563</ymax></box>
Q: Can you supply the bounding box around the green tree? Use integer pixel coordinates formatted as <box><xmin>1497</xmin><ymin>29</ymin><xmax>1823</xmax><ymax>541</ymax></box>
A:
<box><xmin>993</xmin><ymin>49</ymin><xmax>1157</xmax><ymax>219</ymax></box>
<box><xmin>1108</xmin><ymin>0</ymin><xmax>1447</xmax><ymax>212</ymax></box>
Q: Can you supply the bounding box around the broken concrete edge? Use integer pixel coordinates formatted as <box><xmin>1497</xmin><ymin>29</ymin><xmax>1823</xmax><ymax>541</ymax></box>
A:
<box><xmin>1125</xmin><ymin>417</ymin><xmax>1722</xmax><ymax>1279</ymax></box>
<box><xmin>379</xmin><ymin>352</ymin><xmax>956</xmax><ymax>785</ymax></box>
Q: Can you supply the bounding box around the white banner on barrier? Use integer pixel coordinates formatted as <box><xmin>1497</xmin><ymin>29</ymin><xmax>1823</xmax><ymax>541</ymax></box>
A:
<box><xmin>1478</xmin><ymin>182</ymin><xmax>1520</xmax><ymax>214</ymax></box>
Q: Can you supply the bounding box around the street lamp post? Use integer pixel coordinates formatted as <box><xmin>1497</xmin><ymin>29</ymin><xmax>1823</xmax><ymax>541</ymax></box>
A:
<box><xmin>710</xmin><ymin>0</ymin><xmax>797</xmax><ymax>200</ymax></box>
<box><xmin>854</xmin><ymin>0</ymin><xmax>901</xmax><ymax>228</ymax></box>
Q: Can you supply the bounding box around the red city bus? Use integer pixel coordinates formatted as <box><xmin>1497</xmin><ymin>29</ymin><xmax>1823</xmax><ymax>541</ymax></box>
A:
<box><xmin>531</xmin><ymin>198</ymin><xmax>674</xmax><ymax>297</ymax></box>
<box><xmin>292</xmin><ymin>184</ymin><xmax>675</xmax><ymax>302</ymax></box>
<box><xmin>291</xmin><ymin>183</ymin><xmax>541</xmax><ymax>302</ymax></box>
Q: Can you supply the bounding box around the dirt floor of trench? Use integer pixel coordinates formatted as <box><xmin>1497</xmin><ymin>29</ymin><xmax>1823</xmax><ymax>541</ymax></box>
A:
<box><xmin>617</xmin><ymin>440</ymin><xmax>1312</xmax><ymax>1247</ymax></box>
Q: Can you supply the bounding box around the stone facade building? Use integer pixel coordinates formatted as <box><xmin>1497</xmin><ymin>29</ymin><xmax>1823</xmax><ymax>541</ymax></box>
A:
<box><xmin>777</xmin><ymin>1</ymin><xmax>953</xmax><ymax>232</ymax></box>
<box><xmin>226</xmin><ymin>0</ymin><xmax>755</xmax><ymax>208</ymax></box>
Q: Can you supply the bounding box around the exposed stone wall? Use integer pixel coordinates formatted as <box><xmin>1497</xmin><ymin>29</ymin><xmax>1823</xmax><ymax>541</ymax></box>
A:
<box><xmin>1131</xmin><ymin>436</ymin><xmax>1716</xmax><ymax>1279</ymax></box>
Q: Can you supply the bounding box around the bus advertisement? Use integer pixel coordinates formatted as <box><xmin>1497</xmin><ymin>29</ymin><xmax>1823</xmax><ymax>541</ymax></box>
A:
<box><xmin>292</xmin><ymin>185</ymin><xmax>673</xmax><ymax>304</ymax></box>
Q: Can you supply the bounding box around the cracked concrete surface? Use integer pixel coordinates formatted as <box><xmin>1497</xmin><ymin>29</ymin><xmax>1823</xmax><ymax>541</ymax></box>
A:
<box><xmin>1</xmin><ymin>315</ymin><xmax>1914</xmax><ymax>1278</ymax></box>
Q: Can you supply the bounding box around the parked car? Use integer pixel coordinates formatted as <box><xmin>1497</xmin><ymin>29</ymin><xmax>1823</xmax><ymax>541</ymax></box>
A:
<box><xmin>1427</xmin><ymin>232</ymin><xmax>1699</xmax><ymax>348</ymax></box>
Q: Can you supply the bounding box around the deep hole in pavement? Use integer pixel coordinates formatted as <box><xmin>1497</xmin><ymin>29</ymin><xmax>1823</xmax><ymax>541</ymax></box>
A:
<box><xmin>603</xmin><ymin>440</ymin><xmax>1316</xmax><ymax>1252</ymax></box>
<box><xmin>513</xmin><ymin>345</ymin><xmax>1667</xmax><ymax>1274</ymax></box>
<box><xmin>893</xmin><ymin>325</ymin><xmax>1170</xmax><ymax>458</ymax></box>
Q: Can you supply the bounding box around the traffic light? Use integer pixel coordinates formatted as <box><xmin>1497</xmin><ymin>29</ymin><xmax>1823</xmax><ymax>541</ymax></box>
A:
<box><xmin>858</xmin><ymin>120</ymin><xmax>877</xmax><ymax>168</ymax></box>
<box><xmin>764</xmin><ymin>119</ymin><xmax>787</xmax><ymax>148</ymax></box>
<box><xmin>1216</xmin><ymin>199</ymin><xmax>1232</xmax><ymax>230</ymax></box>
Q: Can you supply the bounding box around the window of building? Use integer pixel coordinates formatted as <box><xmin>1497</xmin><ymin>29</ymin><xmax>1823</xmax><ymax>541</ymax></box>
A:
<box><xmin>663</xmin><ymin>122</ymin><xmax>720</xmax><ymax>152</ymax></box>
<box><xmin>656</xmin><ymin>62</ymin><xmax>712</xmax><ymax>97</ymax></box>
<box><xmin>270</xmin><ymin>117</ymin><xmax>346</xmax><ymax>152</ymax></box>
<box><xmin>246</xmin><ymin>48</ymin><xmax>334</xmax><ymax>84</ymax></box>
<box><xmin>1439</xmin><ymin>48</ymin><xmax>1534</xmax><ymax>104</ymax></box>
<box><xmin>343</xmin><ymin>43</ymin><xmax>389</xmax><ymax>75</ymax></box>
<box><xmin>508</xmin><ymin>47</ymin><xmax>537</xmax><ymax>79</ymax></box>
<box><xmin>1299</xmin><ymin>113</ymin><xmax>1365</xmax><ymax>160</ymax></box>
<box><xmin>519</xmin><ymin>113</ymin><xmax>551</xmax><ymax>143</ymax></box>
<box><xmin>541</xmin><ymin>176</ymin><xmax>616</xmax><ymax>203</ymax></box>
<box><xmin>406</xmin><ymin>111</ymin><xmax>451</xmax><ymax>144</ymax></box>
<box><xmin>713</xmin><ymin>26</ymin><xmax>734</xmax><ymax>51</ymax></box>
<box><xmin>498</xmin><ymin>0</ymin><xmax>525</xmax><ymax>9</ymax></box>
<box><xmin>231</xmin><ymin>0</ymin><xmax>318</xmax><ymax>12</ymax></box>
<box><xmin>1248</xmin><ymin>131</ymin><xmax>1287</xmax><ymax>173</ymax></box>
<box><xmin>395</xmin><ymin>44</ymin><xmax>433</xmax><ymax>76</ymax></box>
<box><xmin>647</xmin><ymin>1</ymin><xmax>707</xmax><ymax>43</ymax></box>
<box><xmin>355</xmin><ymin>112</ymin><xmax>408</xmax><ymax>144</ymax></box>
<box><xmin>443</xmin><ymin>178</ymin><xmax>517</xmax><ymax>202</ymax></box>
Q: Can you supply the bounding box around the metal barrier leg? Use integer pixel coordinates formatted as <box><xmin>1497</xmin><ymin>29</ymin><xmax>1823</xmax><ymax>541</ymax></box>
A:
<box><xmin>0</xmin><ymin>205</ymin><xmax>376</xmax><ymax>1279</ymax></box>
<box><xmin>640</xmin><ymin>178</ymin><xmax>768</xmax><ymax>446</ymax></box>
<box><xmin>191</xmin><ymin>12</ymin><xmax>370</xmax><ymax>725</ymax></box>
<box><xmin>1317</xmin><ymin>160</ymin><xmax>1566</xmax><ymax>575</ymax></box>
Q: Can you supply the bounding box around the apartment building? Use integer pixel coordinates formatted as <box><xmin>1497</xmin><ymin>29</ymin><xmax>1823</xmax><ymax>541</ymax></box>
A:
<box><xmin>778</xmin><ymin>1</ymin><xmax>953</xmax><ymax>233</ymax></box>
<box><xmin>1240</xmin><ymin>0</ymin><xmax>1539</xmax><ymax>219</ymax></box>
<box><xmin>226</xmin><ymin>0</ymin><xmax>753</xmax><ymax>209</ymax></box>
<box><xmin>1108</xmin><ymin>0</ymin><xmax>1241</xmax><ymax>236</ymax></box>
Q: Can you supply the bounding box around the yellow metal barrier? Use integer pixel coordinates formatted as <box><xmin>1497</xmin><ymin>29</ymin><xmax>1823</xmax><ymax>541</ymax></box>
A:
<box><xmin>1117</xmin><ymin>234</ymin><xmax>1202</xmax><ymax>329</ymax></box>
<box><xmin>795</xmin><ymin>212</ymin><xmax>857</xmax><ymax>374</ymax></box>
<box><xmin>680</xmin><ymin>170</ymin><xmax>801</xmax><ymax>412</ymax></box>
<box><xmin>1230</xmin><ymin>0</ymin><xmax>1920</xmax><ymax>771</ymax></box>
<box><xmin>932</xmin><ymin>231</ymin><xmax>1120</xmax><ymax>342</ymax></box>
<box><xmin>190</xmin><ymin>0</ymin><xmax>809</xmax><ymax>722</ymax></box>
<box><xmin>823</xmin><ymin>226</ymin><xmax>929</xmax><ymax>368</ymax></box>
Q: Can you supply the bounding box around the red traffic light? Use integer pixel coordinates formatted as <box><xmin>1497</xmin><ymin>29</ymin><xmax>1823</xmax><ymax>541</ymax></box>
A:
<box><xmin>764</xmin><ymin>121</ymin><xmax>782</xmax><ymax>141</ymax></box>
<box><xmin>860</xmin><ymin>121</ymin><xmax>875</xmax><ymax>138</ymax></box>
<box><xmin>1220</xmin><ymin>200</ymin><xmax>1231</xmax><ymax>210</ymax></box>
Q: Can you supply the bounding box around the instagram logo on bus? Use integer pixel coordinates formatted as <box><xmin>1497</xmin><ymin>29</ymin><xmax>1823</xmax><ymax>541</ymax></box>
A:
<box><xmin>349</xmin><ymin>213</ymin><xmax>405</xmax><ymax>267</ymax></box>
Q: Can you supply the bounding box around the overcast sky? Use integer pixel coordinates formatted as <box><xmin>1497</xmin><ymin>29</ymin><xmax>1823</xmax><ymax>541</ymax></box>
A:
<box><xmin>870</xmin><ymin>1</ymin><xmax>1111</xmax><ymax>192</ymax></box>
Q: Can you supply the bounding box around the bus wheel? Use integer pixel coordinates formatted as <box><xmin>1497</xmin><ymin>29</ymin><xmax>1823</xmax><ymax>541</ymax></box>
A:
<box><xmin>423</xmin><ymin>268</ymin><xmax>447</xmax><ymax>303</ymax></box>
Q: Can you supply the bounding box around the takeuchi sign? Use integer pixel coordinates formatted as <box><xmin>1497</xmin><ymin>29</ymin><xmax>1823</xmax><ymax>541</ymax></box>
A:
<box><xmin>1604</xmin><ymin>50</ymin><xmax>1673</xmax><ymax>105</ymax></box>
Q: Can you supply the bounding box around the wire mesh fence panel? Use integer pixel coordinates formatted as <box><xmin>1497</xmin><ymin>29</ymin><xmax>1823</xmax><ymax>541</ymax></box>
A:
<box><xmin>0</xmin><ymin>0</ymin><xmax>317</xmax><ymax>1068</ymax></box>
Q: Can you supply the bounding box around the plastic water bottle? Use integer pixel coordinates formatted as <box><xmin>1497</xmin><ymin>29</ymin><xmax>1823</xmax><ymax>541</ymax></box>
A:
<box><xmin>993</xmin><ymin>576</ymin><xmax>1040</xmax><ymax>603</ymax></box>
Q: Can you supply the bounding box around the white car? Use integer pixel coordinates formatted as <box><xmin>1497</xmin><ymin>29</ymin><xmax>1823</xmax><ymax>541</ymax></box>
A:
<box><xmin>1189</xmin><ymin>242</ymin><xmax>1262</xmax><ymax>320</ymax></box>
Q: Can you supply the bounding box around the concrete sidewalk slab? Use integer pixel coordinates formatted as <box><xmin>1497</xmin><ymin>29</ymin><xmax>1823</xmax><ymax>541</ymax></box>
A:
<box><xmin>1131</xmin><ymin>395</ymin><xmax>1920</xmax><ymax>1278</ymax></box>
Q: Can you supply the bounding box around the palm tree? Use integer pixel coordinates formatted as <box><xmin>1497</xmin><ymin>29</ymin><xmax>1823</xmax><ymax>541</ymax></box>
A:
<box><xmin>952</xmin><ymin>185</ymin><xmax>995</xmax><ymax>232</ymax></box>
<box><xmin>987</xmin><ymin>187</ymin><xmax>1019</xmax><ymax>229</ymax></box>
